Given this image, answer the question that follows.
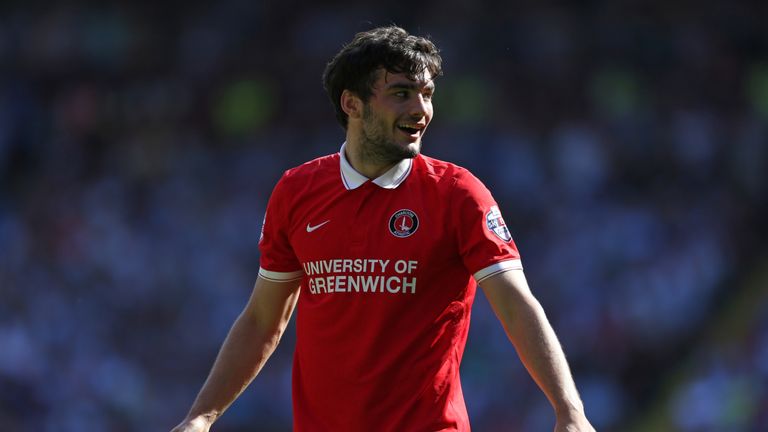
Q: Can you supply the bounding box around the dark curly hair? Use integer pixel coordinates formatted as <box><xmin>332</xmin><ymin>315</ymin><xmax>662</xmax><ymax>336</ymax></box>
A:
<box><xmin>322</xmin><ymin>26</ymin><xmax>443</xmax><ymax>129</ymax></box>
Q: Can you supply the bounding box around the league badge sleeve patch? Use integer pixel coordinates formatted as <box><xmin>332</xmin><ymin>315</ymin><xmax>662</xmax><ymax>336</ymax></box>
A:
<box><xmin>452</xmin><ymin>168</ymin><xmax>520</xmax><ymax>277</ymax></box>
<box><xmin>485</xmin><ymin>205</ymin><xmax>512</xmax><ymax>242</ymax></box>
<box><xmin>259</xmin><ymin>213</ymin><xmax>266</xmax><ymax>244</ymax></box>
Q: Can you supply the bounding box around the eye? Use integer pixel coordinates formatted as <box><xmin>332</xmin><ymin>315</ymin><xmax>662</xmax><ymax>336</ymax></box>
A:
<box><xmin>394</xmin><ymin>91</ymin><xmax>408</xmax><ymax>98</ymax></box>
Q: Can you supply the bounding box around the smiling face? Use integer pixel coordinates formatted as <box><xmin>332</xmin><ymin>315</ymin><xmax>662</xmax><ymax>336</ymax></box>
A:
<box><xmin>353</xmin><ymin>69</ymin><xmax>435</xmax><ymax>164</ymax></box>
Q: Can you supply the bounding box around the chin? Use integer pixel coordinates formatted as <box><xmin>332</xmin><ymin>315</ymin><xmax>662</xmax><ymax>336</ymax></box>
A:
<box><xmin>379</xmin><ymin>140</ymin><xmax>421</xmax><ymax>162</ymax></box>
<box><xmin>403</xmin><ymin>141</ymin><xmax>422</xmax><ymax>157</ymax></box>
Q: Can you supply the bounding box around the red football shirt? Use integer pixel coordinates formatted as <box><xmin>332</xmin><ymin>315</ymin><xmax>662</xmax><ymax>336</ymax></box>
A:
<box><xmin>259</xmin><ymin>144</ymin><xmax>522</xmax><ymax>431</ymax></box>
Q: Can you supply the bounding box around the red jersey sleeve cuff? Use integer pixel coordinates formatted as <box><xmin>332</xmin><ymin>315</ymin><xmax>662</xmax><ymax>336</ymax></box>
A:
<box><xmin>258</xmin><ymin>267</ymin><xmax>304</xmax><ymax>283</ymax></box>
<box><xmin>473</xmin><ymin>259</ymin><xmax>523</xmax><ymax>283</ymax></box>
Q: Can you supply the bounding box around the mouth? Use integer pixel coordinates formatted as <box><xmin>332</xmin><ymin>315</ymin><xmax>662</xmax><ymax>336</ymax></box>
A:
<box><xmin>397</xmin><ymin>122</ymin><xmax>425</xmax><ymax>139</ymax></box>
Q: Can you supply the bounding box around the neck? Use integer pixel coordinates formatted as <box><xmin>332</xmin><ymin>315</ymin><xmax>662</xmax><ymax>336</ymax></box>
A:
<box><xmin>344</xmin><ymin>137</ymin><xmax>401</xmax><ymax>179</ymax></box>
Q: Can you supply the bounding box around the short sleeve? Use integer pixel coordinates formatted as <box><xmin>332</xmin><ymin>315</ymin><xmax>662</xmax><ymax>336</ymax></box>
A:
<box><xmin>258</xmin><ymin>173</ymin><xmax>304</xmax><ymax>282</ymax></box>
<box><xmin>452</xmin><ymin>170</ymin><xmax>522</xmax><ymax>283</ymax></box>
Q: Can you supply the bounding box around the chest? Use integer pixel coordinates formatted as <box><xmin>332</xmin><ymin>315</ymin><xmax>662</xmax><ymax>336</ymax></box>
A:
<box><xmin>289</xmin><ymin>180</ymin><xmax>455</xmax><ymax>268</ymax></box>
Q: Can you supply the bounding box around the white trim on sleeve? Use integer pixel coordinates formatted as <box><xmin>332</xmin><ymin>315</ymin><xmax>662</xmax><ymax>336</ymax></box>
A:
<box><xmin>473</xmin><ymin>259</ymin><xmax>523</xmax><ymax>283</ymax></box>
<box><xmin>258</xmin><ymin>267</ymin><xmax>304</xmax><ymax>283</ymax></box>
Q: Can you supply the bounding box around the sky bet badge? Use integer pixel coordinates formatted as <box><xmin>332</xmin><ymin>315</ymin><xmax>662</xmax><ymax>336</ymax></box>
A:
<box><xmin>389</xmin><ymin>209</ymin><xmax>419</xmax><ymax>238</ymax></box>
<box><xmin>486</xmin><ymin>205</ymin><xmax>512</xmax><ymax>242</ymax></box>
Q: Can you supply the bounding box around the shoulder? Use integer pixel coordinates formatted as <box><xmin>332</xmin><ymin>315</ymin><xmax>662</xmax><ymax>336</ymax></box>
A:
<box><xmin>274</xmin><ymin>152</ymin><xmax>340</xmax><ymax>191</ymax></box>
<box><xmin>282</xmin><ymin>153</ymin><xmax>339</xmax><ymax>181</ymax></box>
<box><xmin>266</xmin><ymin>153</ymin><xmax>339</xmax><ymax>207</ymax></box>
<box><xmin>416</xmin><ymin>154</ymin><xmax>487</xmax><ymax>193</ymax></box>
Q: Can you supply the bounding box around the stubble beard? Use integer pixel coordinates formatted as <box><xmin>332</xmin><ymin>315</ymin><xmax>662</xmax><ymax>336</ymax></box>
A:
<box><xmin>359</xmin><ymin>104</ymin><xmax>421</xmax><ymax>165</ymax></box>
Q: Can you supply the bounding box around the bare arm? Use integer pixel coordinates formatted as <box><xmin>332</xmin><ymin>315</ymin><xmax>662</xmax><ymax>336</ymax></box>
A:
<box><xmin>480</xmin><ymin>269</ymin><xmax>594</xmax><ymax>432</ymax></box>
<box><xmin>171</xmin><ymin>276</ymin><xmax>301</xmax><ymax>432</ymax></box>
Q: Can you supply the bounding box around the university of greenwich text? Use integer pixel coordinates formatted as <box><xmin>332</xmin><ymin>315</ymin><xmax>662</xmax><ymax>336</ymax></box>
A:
<box><xmin>302</xmin><ymin>258</ymin><xmax>418</xmax><ymax>295</ymax></box>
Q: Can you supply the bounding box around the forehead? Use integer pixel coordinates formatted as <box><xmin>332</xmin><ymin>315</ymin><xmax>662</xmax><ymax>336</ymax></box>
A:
<box><xmin>372</xmin><ymin>68</ymin><xmax>435</xmax><ymax>90</ymax></box>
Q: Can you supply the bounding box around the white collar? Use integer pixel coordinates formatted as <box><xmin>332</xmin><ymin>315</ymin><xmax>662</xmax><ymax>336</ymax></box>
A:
<box><xmin>339</xmin><ymin>143</ymin><xmax>413</xmax><ymax>190</ymax></box>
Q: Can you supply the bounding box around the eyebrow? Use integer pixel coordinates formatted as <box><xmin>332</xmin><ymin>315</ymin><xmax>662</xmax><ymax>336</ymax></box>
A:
<box><xmin>385</xmin><ymin>81</ymin><xmax>436</xmax><ymax>92</ymax></box>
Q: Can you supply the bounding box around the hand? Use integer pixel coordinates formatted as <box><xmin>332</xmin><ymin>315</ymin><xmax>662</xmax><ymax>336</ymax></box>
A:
<box><xmin>170</xmin><ymin>415</ymin><xmax>213</xmax><ymax>432</ymax></box>
<box><xmin>555</xmin><ymin>412</ymin><xmax>596</xmax><ymax>432</ymax></box>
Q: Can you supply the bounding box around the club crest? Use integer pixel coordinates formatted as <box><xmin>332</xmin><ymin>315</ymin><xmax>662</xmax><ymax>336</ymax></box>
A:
<box><xmin>389</xmin><ymin>209</ymin><xmax>419</xmax><ymax>238</ymax></box>
<box><xmin>486</xmin><ymin>205</ymin><xmax>512</xmax><ymax>242</ymax></box>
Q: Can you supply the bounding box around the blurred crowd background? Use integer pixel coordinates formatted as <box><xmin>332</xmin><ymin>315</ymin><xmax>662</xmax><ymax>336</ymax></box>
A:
<box><xmin>1</xmin><ymin>1</ymin><xmax>767</xmax><ymax>431</ymax></box>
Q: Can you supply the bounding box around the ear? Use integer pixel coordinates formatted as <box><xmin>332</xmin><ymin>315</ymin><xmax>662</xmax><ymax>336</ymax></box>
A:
<box><xmin>340</xmin><ymin>90</ymin><xmax>363</xmax><ymax>121</ymax></box>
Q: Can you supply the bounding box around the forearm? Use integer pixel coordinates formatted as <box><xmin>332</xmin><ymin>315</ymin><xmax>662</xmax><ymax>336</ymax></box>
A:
<box><xmin>481</xmin><ymin>270</ymin><xmax>585</xmax><ymax>417</ymax></box>
<box><xmin>504</xmin><ymin>295</ymin><xmax>584</xmax><ymax>417</ymax></box>
<box><xmin>172</xmin><ymin>278</ymin><xmax>300</xmax><ymax>432</ymax></box>
<box><xmin>482</xmin><ymin>270</ymin><xmax>594</xmax><ymax>431</ymax></box>
<box><xmin>184</xmin><ymin>310</ymin><xmax>286</xmax><ymax>423</ymax></box>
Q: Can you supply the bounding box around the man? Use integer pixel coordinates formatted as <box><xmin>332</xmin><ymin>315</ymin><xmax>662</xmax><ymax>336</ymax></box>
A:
<box><xmin>172</xmin><ymin>26</ymin><xmax>595</xmax><ymax>432</ymax></box>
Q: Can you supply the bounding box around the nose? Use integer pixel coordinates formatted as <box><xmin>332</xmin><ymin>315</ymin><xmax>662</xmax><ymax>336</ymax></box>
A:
<box><xmin>410</xmin><ymin>94</ymin><xmax>431</xmax><ymax>118</ymax></box>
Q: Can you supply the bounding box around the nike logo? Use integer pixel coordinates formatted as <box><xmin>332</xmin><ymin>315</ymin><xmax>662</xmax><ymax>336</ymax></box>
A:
<box><xmin>306</xmin><ymin>220</ymin><xmax>330</xmax><ymax>233</ymax></box>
